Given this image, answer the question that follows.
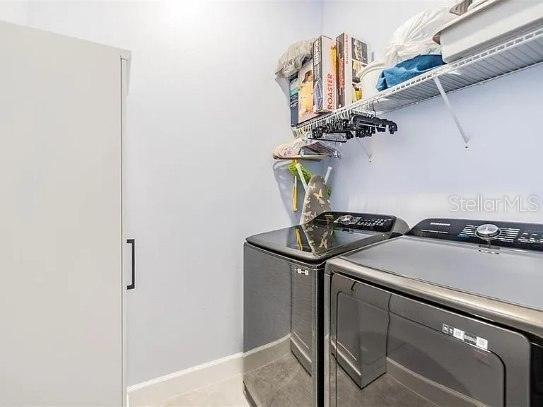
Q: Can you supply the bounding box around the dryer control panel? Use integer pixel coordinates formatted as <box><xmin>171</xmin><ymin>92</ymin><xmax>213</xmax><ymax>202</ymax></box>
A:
<box><xmin>408</xmin><ymin>218</ymin><xmax>543</xmax><ymax>251</ymax></box>
<box><xmin>313</xmin><ymin>211</ymin><xmax>398</xmax><ymax>233</ymax></box>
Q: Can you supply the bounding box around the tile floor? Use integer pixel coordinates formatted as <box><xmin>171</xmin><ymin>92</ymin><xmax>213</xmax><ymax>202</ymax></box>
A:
<box><xmin>162</xmin><ymin>374</ymin><xmax>250</xmax><ymax>407</ymax></box>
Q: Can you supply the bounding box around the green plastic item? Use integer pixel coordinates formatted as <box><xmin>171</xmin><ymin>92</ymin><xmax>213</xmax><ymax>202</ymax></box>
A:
<box><xmin>287</xmin><ymin>161</ymin><xmax>312</xmax><ymax>184</ymax></box>
<box><xmin>287</xmin><ymin>161</ymin><xmax>331</xmax><ymax>197</ymax></box>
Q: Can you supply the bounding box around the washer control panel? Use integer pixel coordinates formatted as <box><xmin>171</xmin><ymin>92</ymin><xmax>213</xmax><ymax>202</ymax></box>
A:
<box><xmin>314</xmin><ymin>212</ymin><xmax>397</xmax><ymax>233</ymax></box>
<box><xmin>518</xmin><ymin>230</ymin><xmax>543</xmax><ymax>245</ymax></box>
<box><xmin>409</xmin><ymin>218</ymin><xmax>543</xmax><ymax>251</ymax></box>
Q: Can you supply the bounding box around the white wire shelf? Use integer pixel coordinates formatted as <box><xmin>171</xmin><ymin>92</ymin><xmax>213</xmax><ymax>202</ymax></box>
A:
<box><xmin>293</xmin><ymin>26</ymin><xmax>543</xmax><ymax>138</ymax></box>
<box><xmin>272</xmin><ymin>154</ymin><xmax>334</xmax><ymax>161</ymax></box>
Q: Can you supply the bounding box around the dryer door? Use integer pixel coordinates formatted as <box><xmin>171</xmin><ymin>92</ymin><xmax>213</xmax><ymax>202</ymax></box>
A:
<box><xmin>329</xmin><ymin>274</ymin><xmax>531</xmax><ymax>407</ymax></box>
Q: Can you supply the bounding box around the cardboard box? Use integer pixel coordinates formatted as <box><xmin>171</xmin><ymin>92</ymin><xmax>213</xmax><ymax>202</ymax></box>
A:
<box><xmin>298</xmin><ymin>59</ymin><xmax>319</xmax><ymax>123</ymax></box>
<box><xmin>313</xmin><ymin>36</ymin><xmax>337</xmax><ymax>113</ymax></box>
<box><xmin>337</xmin><ymin>33</ymin><xmax>369</xmax><ymax>108</ymax></box>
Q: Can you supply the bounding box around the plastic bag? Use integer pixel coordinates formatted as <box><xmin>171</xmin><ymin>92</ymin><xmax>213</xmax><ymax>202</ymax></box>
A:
<box><xmin>468</xmin><ymin>0</ymin><xmax>490</xmax><ymax>11</ymax></box>
<box><xmin>276</xmin><ymin>39</ymin><xmax>314</xmax><ymax>78</ymax></box>
<box><xmin>301</xmin><ymin>175</ymin><xmax>331</xmax><ymax>224</ymax></box>
<box><xmin>384</xmin><ymin>6</ymin><xmax>457</xmax><ymax>67</ymax></box>
<box><xmin>273</xmin><ymin>138</ymin><xmax>306</xmax><ymax>159</ymax></box>
<box><xmin>450</xmin><ymin>0</ymin><xmax>473</xmax><ymax>16</ymax></box>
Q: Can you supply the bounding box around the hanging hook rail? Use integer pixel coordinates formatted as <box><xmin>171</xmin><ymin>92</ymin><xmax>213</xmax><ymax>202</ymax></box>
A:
<box><xmin>294</xmin><ymin>99</ymin><xmax>375</xmax><ymax>139</ymax></box>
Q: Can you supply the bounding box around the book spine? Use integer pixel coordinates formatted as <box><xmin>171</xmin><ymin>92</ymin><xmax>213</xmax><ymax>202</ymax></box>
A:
<box><xmin>336</xmin><ymin>34</ymin><xmax>346</xmax><ymax>108</ymax></box>
<box><xmin>324</xmin><ymin>37</ymin><xmax>337</xmax><ymax>111</ymax></box>
<box><xmin>336</xmin><ymin>33</ymin><xmax>353</xmax><ymax>108</ymax></box>
<box><xmin>289</xmin><ymin>76</ymin><xmax>298</xmax><ymax>126</ymax></box>
<box><xmin>313</xmin><ymin>37</ymin><xmax>324</xmax><ymax>112</ymax></box>
<box><xmin>297</xmin><ymin>59</ymin><xmax>318</xmax><ymax>123</ymax></box>
<box><xmin>344</xmin><ymin>34</ymin><xmax>353</xmax><ymax>106</ymax></box>
<box><xmin>314</xmin><ymin>36</ymin><xmax>336</xmax><ymax>113</ymax></box>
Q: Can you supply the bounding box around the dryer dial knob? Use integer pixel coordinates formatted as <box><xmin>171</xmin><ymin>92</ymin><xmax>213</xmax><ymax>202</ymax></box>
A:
<box><xmin>476</xmin><ymin>224</ymin><xmax>501</xmax><ymax>240</ymax></box>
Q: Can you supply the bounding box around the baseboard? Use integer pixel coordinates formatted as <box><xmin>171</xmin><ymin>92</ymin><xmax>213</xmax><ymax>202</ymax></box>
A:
<box><xmin>127</xmin><ymin>335</ymin><xmax>292</xmax><ymax>406</ymax></box>
<box><xmin>242</xmin><ymin>334</ymin><xmax>291</xmax><ymax>373</ymax></box>
<box><xmin>127</xmin><ymin>352</ymin><xmax>243</xmax><ymax>406</ymax></box>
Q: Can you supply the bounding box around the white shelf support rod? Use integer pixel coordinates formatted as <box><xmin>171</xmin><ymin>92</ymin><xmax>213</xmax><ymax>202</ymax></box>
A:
<box><xmin>295</xmin><ymin>163</ymin><xmax>308</xmax><ymax>192</ymax></box>
<box><xmin>433</xmin><ymin>77</ymin><xmax>470</xmax><ymax>146</ymax></box>
<box><xmin>324</xmin><ymin>166</ymin><xmax>332</xmax><ymax>185</ymax></box>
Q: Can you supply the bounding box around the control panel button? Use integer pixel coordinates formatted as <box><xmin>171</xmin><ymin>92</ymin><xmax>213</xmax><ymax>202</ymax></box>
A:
<box><xmin>336</xmin><ymin>215</ymin><xmax>361</xmax><ymax>225</ymax></box>
<box><xmin>324</xmin><ymin>213</ymin><xmax>396</xmax><ymax>232</ymax></box>
<box><xmin>518</xmin><ymin>231</ymin><xmax>543</xmax><ymax>245</ymax></box>
<box><xmin>476</xmin><ymin>224</ymin><xmax>501</xmax><ymax>240</ymax></box>
<box><xmin>356</xmin><ymin>217</ymin><xmax>393</xmax><ymax>232</ymax></box>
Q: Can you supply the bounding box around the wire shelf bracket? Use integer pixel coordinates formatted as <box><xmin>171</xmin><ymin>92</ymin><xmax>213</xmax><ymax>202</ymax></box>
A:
<box><xmin>358</xmin><ymin>138</ymin><xmax>374</xmax><ymax>162</ymax></box>
<box><xmin>433</xmin><ymin>77</ymin><xmax>470</xmax><ymax>148</ymax></box>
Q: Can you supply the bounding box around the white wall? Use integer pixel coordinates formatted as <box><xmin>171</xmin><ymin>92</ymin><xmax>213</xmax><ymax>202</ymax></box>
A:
<box><xmin>0</xmin><ymin>1</ymin><xmax>28</xmax><ymax>25</ymax></box>
<box><xmin>321</xmin><ymin>0</ymin><xmax>543</xmax><ymax>227</ymax></box>
<box><xmin>3</xmin><ymin>0</ymin><xmax>542</xmax><ymax>388</ymax></box>
<box><xmin>322</xmin><ymin>0</ymin><xmax>450</xmax><ymax>62</ymax></box>
<box><xmin>19</xmin><ymin>0</ymin><xmax>321</xmax><ymax>385</ymax></box>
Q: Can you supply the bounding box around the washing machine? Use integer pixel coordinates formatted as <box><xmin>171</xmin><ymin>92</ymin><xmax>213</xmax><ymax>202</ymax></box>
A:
<box><xmin>325</xmin><ymin>217</ymin><xmax>543</xmax><ymax>407</ymax></box>
<box><xmin>243</xmin><ymin>212</ymin><xmax>409</xmax><ymax>407</ymax></box>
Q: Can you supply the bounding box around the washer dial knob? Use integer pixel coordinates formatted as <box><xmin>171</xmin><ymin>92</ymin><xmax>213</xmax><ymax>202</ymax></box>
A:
<box><xmin>476</xmin><ymin>224</ymin><xmax>501</xmax><ymax>240</ymax></box>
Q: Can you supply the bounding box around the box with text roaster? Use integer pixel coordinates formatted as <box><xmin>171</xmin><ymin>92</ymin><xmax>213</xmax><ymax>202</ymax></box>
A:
<box><xmin>336</xmin><ymin>33</ymin><xmax>368</xmax><ymax>108</ymax></box>
<box><xmin>313</xmin><ymin>36</ymin><xmax>337</xmax><ymax>113</ymax></box>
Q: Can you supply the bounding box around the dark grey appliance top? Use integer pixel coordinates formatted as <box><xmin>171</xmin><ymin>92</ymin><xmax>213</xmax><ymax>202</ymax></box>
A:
<box><xmin>327</xmin><ymin>218</ymin><xmax>543</xmax><ymax>338</ymax></box>
<box><xmin>246</xmin><ymin>212</ymin><xmax>407</xmax><ymax>263</ymax></box>
<box><xmin>340</xmin><ymin>235</ymin><xmax>543</xmax><ymax>312</ymax></box>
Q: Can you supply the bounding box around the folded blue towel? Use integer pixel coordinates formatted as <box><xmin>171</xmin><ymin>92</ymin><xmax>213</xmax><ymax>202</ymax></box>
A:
<box><xmin>377</xmin><ymin>54</ymin><xmax>445</xmax><ymax>91</ymax></box>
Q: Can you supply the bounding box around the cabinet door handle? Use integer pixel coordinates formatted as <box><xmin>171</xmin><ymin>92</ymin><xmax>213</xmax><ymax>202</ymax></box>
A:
<box><xmin>127</xmin><ymin>239</ymin><xmax>136</xmax><ymax>290</ymax></box>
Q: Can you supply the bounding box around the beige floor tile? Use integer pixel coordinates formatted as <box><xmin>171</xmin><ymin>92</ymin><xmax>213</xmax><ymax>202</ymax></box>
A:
<box><xmin>162</xmin><ymin>374</ymin><xmax>249</xmax><ymax>407</ymax></box>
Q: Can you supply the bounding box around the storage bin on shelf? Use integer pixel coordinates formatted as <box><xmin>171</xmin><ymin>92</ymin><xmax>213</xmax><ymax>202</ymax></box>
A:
<box><xmin>438</xmin><ymin>0</ymin><xmax>543</xmax><ymax>62</ymax></box>
<box><xmin>357</xmin><ymin>61</ymin><xmax>385</xmax><ymax>101</ymax></box>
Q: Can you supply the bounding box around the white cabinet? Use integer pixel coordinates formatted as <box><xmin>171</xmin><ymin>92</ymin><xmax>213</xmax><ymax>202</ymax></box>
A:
<box><xmin>0</xmin><ymin>21</ymin><xmax>129</xmax><ymax>405</ymax></box>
